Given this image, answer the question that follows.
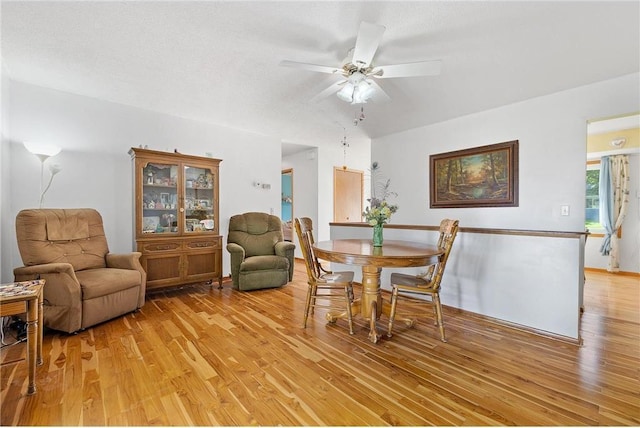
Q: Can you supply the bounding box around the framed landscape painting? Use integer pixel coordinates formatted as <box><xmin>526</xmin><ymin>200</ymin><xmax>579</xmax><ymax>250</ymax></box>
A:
<box><xmin>430</xmin><ymin>140</ymin><xmax>519</xmax><ymax>208</ymax></box>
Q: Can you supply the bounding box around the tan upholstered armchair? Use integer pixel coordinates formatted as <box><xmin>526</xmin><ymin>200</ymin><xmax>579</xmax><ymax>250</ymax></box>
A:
<box><xmin>226</xmin><ymin>212</ymin><xmax>295</xmax><ymax>291</ymax></box>
<box><xmin>13</xmin><ymin>209</ymin><xmax>146</xmax><ymax>333</ymax></box>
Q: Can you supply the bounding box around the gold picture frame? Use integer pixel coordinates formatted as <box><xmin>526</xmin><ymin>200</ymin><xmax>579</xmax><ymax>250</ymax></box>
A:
<box><xmin>430</xmin><ymin>140</ymin><xmax>519</xmax><ymax>208</ymax></box>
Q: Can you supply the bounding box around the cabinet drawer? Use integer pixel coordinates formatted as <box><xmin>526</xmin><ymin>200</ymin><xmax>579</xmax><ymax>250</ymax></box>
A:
<box><xmin>142</xmin><ymin>241</ymin><xmax>180</xmax><ymax>252</ymax></box>
<box><xmin>186</xmin><ymin>238</ymin><xmax>221</xmax><ymax>250</ymax></box>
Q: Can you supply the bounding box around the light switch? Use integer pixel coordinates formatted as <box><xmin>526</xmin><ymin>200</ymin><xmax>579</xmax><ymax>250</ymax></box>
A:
<box><xmin>561</xmin><ymin>205</ymin><xmax>570</xmax><ymax>216</ymax></box>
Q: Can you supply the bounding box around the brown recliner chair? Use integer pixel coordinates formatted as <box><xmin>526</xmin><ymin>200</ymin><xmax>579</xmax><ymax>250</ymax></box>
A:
<box><xmin>226</xmin><ymin>212</ymin><xmax>295</xmax><ymax>291</ymax></box>
<box><xmin>13</xmin><ymin>208</ymin><xmax>146</xmax><ymax>333</ymax></box>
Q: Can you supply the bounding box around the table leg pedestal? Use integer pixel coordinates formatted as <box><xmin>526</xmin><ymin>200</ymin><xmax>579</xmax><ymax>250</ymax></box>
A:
<box><xmin>325</xmin><ymin>300</ymin><xmax>361</xmax><ymax>323</ymax></box>
<box><xmin>368</xmin><ymin>300</ymin><xmax>380</xmax><ymax>343</ymax></box>
<box><xmin>325</xmin><ymin>265</ymin><xmax>384</xmax><ymax>342</ymax></box>
<box><xmin>361</xmin><ymin>265</ymin><xmax>383</xmax><ymax>343</ymax></box>
<box><xmin>325</xmin><ymin>264</ymin><xmax>415</xmax><ymax>343</ymax></box>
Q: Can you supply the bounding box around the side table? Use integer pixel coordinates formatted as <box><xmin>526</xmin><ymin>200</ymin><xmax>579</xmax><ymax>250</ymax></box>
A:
<box><xmin>0</xmin><ymin>279</ymin><xmax>44</xmax><ymax>394</ymax></box>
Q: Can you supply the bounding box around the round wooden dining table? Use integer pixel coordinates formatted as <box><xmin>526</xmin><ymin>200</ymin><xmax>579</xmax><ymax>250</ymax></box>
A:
<box><xmin>312</xmin><ymin>239</ymin><xmax>443</xmax><ymax>343</ymax></box>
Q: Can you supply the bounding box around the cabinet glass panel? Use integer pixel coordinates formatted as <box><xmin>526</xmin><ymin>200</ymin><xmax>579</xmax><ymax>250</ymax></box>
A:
<box><xmin>142</xmin><ymin>162</ymin><xmax>179</xmax><ymax>234</ymax></box>
<box><xmin>183</xmin><ymin>165</ymin><xmax>215</xmax><ymax>233</ymax></box>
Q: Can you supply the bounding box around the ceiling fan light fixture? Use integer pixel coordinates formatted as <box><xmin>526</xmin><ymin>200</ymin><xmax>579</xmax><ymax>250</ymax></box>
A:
<box><xmin>280</xmin><ymin>21</ymin><xmax>442</xmax><ymax>106</ymax></box>
<box><xmin>348</xmin><ymin>71</ymin><xmax>366</xmax><ymax>84</ymax></box>
<box><xmin>337</xmin><ymin>83</ymin><xmax>355</xmax><ymax>102</ymax></box>
<box><xmin>336</xmin><ymin>72</ymin><xmax>375</xmax><ymax>104</ymax></box>
<box><xmin>352</xmin><ymin>80</ymin><xmax>374</xmax><ymax>104</ymax></box>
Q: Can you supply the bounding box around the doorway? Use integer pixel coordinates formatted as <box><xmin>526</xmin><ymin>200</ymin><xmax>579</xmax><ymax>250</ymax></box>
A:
<box><xmin>281</xmin><ymin>169</ymin><xmax>293</xmax><ymax>241</ymax></box>
<box><xmin>585</xmin><ymin>113</ymin><xmax>639</xmax><ymax>273</ymax></box>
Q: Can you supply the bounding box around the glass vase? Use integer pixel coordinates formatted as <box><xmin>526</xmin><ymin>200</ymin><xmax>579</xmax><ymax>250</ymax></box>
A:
<box><xmin>372</xmin><ymin>224</ymin><xmax>384</xmax><ymax>247</ymax></box>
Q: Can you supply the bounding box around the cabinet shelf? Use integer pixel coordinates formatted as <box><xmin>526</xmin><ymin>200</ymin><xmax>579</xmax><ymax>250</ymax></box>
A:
<box><xmin>144</xmin><ymin>184</ymin><xmax>177</xmax><ymax>189</ymax></box>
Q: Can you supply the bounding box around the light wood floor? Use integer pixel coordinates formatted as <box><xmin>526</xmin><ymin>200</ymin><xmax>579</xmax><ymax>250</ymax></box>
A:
<box><xmin>2</xmin><ymin>263</ymin><xmax>639</xmax><ymax>426</ymax></box>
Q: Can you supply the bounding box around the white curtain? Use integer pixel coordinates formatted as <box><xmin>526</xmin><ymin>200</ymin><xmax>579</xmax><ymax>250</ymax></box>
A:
<box><xmin>598</xmin><ymin>155</ymin><xmax>630</xmax><ymax>272</ymax></box>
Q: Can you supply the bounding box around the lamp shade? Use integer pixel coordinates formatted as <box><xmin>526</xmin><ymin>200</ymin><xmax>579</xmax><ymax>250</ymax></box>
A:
<box><xmin>352</xmin><ymin>81</ymin><xmax>374</xmax><ymax>104</ymax></box>
<box><xmin>337</xmin><ymin>72</ymin><xmax>374</xmax><ymax>104</ymax></box>
<box><xmin>24</xmin><ymin>142</ymin><xmax>61</xmax><ymax>158</ymax></box>
<box><xmin>336</xmin><ymin>83</ymin><xmax>355</xmax><ymax>103</ymax></box>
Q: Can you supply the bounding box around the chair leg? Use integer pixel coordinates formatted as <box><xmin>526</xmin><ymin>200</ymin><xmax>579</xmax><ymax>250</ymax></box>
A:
<box><xmin>433</xmin><ymin>292</ymin><xmax>447</xmax><ymax>342</ymax></box>
<box><xmin>431</xmin><ymin>295</ymin><xmax>439</xmax><ymax>326</ymax></box>
<box><xmin>344</xmin><ymin>285</ymin><xmax>355</xmax><ymax>335</ymax></box>
<box><xmin>309</xmin><ymin>285</ymin><xmax>317</xmax><ymax>315</ymax></box>
<box><xmin>347</xmin><ymin>285</ymin><xmax>354</xmax><ymax>303</ymax></box>
<box><xmin>387</xmin><ymin>286</ymin><xmax>399</xmax><ymax>337</ymax></box>
<box><xmin>303</xmin><ymin>285</ymin><xmax>314</xmax><ymax>328</ymax></box>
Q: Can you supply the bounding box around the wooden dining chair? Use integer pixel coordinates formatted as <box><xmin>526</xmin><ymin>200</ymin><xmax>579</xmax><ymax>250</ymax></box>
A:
<box><xmin>294</xmin><ymin>217</ymin><xmax>356</xmax><ymax>334</ymax></box>
<box><xmin>387</xmin><ymin>219</ymin><xmax>459</xmax><ymax>342</ymax></box>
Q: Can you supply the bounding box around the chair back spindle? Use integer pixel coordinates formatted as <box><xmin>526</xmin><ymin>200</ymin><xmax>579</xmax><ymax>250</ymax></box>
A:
<box><xmin>429</xmin><ymin>219</ymin><xmax>459</xmax><ymax>291</ymax></box>
<box><xmin>295</xmin><ymin>217</ymin><xmax>324</xmax><ymax>281</ymax></box>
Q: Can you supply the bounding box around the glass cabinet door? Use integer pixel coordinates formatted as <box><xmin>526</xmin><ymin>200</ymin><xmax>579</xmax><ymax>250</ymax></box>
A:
<box><xmin>183</xmin><ymin>165</ymin><xmax>216</xmax><ymax>233</ymax></box>
<box><xmin>141</xmin><ymin>162</ymin><xmax>179</xmax><ymax>234</ymax></box>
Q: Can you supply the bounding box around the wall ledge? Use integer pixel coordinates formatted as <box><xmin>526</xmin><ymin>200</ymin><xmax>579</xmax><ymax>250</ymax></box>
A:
<box><xmin>330</xmin><ymin>222</ymin><xmax>587</xmax><ymax>239</ymax></box>
<box><xmin>584</xmin><ymin>267</ymin><xmax>640</xmax><ymax>277</ymax></box>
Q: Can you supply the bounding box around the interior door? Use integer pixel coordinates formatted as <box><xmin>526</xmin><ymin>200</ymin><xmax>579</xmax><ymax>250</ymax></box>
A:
<box><xmin>334</xmin><ymin>167</ymin><xmax>363</xmax><ymax>222</ymax></box>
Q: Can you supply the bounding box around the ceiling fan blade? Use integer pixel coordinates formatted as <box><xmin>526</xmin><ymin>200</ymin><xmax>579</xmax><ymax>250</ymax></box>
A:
<box><xmin>351</xmin><ymin>22</ymin><xmax>386</xmax><ymax>68</ymax></box>
<box><xmin>367</xmin><ymin>79</ymin><xmax>392</xmax><ymax>103</ymax></box>
<box><xmin>372</xmin><ymin>60</ymin><xmax>442</xmax><ymax>78</ymax></box>
<box><xmin>279</xmin><ymin>60</ymin><xmax>342</xmax><ymax>74</ymax></box>
<box><xmin>310</xmin><ymin>80</ymin><xmax>346</xmax><ymax>103</ymax></box>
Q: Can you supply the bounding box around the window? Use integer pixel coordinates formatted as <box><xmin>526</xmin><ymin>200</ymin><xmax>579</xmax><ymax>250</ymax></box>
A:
<box><xmin>585</xmin><ymin>161</ymin><xmax>602</xmax><ymax>232</ymax></box>
<box><xmin>585</xmin><ymin>159</ymin><xmax>621</xmax><ymax>237</ymax></box>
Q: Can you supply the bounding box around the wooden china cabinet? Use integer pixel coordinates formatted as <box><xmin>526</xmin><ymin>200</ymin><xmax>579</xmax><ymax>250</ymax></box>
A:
<box><xmin>129</xmin><ymin>148</ymin><xmax>223</xmax><ymax>291</ymax></box>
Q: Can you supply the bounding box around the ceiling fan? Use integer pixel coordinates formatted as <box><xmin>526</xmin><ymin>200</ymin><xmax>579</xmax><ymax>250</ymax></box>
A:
<box><xmin>279</xmin><ymin>21</ymin><xmax>442</xmax><ymax>104</ymax></box>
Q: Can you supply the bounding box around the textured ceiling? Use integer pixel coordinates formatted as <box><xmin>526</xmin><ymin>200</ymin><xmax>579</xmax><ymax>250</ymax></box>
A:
<box><xmin>2</xmin><ymin>1</ymin><xmax>639</xmax><ymax>155</ymax></box>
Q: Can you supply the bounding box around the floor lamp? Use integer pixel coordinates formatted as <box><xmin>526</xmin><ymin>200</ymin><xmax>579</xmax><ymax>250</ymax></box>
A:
<box><xmin>23</xmin><ymin>142</ymin><xmax>62</xmax><ymax>208</ymax></box>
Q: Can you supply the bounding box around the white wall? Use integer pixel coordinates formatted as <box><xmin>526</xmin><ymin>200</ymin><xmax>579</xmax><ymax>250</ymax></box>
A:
<box><xmin>1</xmin><ymin>80</ymin><xmax>284</xmax><ymax>282</ymax></box>
<box><xmin>2</xmin><ymin>79</ymin><xmax>373</xmax><ymax>282</ymax></box>
<box><xmin>350</xmin><ymin>73</ymin><xmax>640</xmax><ymax>340</ymax></box>
<box><xmin>373</xmin><ymin>73</ymin><xmax>639</xmax><ymax>273</ymax></box>
<box><xmin>4</xmin><ymin>72</ymin><xmax>637</xmax><ymax>288</ymax></box>
<box><xmin>1</xmin><ymin>65</ymin><xmax>11</xmax><ymax>282</ymax></box>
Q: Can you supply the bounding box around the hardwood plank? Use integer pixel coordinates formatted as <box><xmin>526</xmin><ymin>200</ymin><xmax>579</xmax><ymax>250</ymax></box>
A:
<box><xmin>81</xmin><ymin>369</ymin><xmax>106</xmax><ymax>425</ymax></box>
<box><xmin>2</xmin><ymin>264</ymin><xmax>638</xmax><ymax>426</ymax></box>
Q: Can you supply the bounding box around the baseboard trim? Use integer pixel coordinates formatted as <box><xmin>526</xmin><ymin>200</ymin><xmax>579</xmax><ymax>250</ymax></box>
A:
<box><xmin>585</xmin><ymin>267</ymin><xmax>640</xmax><ymax>277</ymax></box>
<box><xmin>305</xmin><ymin>267</ymin><xmax>584</xmax><ymax>345</ymax></box>
<box><xmin>453</xmin><ymin>307</ymin><xmax>583</xmax><ymax>346</ymax></box>
<box><xmin>371</xmin><ymin>284</ymin><xmax>583</xmax><ymax>346</ymax></box>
